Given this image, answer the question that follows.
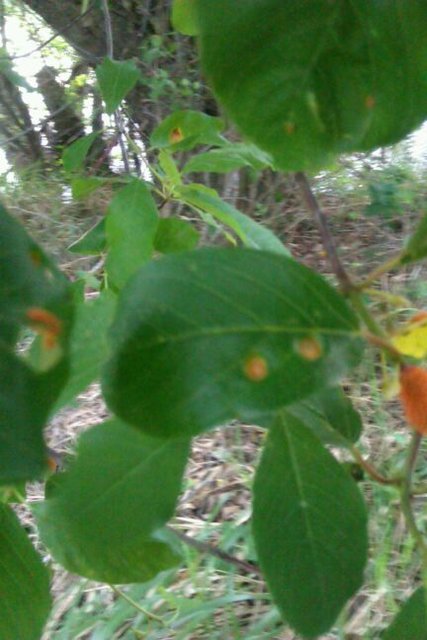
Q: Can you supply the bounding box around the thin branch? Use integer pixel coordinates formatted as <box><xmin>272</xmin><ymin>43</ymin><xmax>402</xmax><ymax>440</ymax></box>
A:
<box><xmin>355</xmin><ymin>254</ymin><xmax>403</xmax><ymax>291</ymax></box>
<box><xmin>100</xmin><ymin>0</ymin><xmax>114</xmax><ymax>59</ymax></box>
<box><xmin>0</xmin><ymin>4</ymin><xmax>98</xmax><ymax>62</ymax></box>
<box><xmin>295</xmin><ymin>172</ymin><xmax>354</xmax><ymax>293</ymax></box>
<box><xmin>110</xmin><ymin>585</ymin><xmax>166</xmax><ymax>624</ymax></box>
<box><xmin>168</xmin><ymin>526</ymin><xmax>263</xmax><ymax>578</ymax></box>
<box><xmin>350</xmin><ymin>445</ymin><xmax>401</xmax><ymax>486</ymax></box>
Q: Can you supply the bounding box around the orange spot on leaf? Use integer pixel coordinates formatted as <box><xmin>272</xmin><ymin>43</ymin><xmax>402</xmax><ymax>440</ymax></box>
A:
<box><xmin>26</xmin><ymin>307</ymin><xmax>62</xmax><ymax>349</ymax></box>
<box><xmin>399</xmin><ymin>365</ymin><xmax>427</xmax><ymax>435</ymax></box>
<box><xmin>29</xmin><ymin>250</ymin><xmax>43</xmax><ymax>267</ymax></box>
<box><xmin>409</xmin><ymin>310</ymin><xmax>427</xmax><ymax>325</ymax></box>
<box><xmin>284</xmin><ymin>121</ymin><xmax>295</xmax><ymax>135</ymax></box>
<box><xmin>365</xmin><ymin>95</ymin><xmax>375</xmax><ymax>109</ymax></box>
<box><xmin>169</xmin><ymin>127</ymin><xmax>184</xmax><ymax>143</ymax></box>
<box><xmin>296</xmin><ymin>337</ymin><xmax>323</xmax><ymax>361</ymax></box>
<box><xmin>243</xmin><ymin>355</ymin><xmax>268</xmax><ymax>382</ymax></box>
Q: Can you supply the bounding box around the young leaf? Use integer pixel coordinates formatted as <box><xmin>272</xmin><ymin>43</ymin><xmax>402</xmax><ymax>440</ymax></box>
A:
<box><xmin>400</xmin><ymin>213</ymin><xmax>427</xmax><ymax>265</ymax></box>
<box><xmin>175</xmin><ymin>183</ymin><xmax>290</xmax><ymax>255</ymax></box>
<box><xmin>150</xmin><ymin>110</ymin><xmax>225</xmax><ymax>152</ymax></box>
<box><xmin>154</xmin><ymin>218</ymin><xmax>199</xmax><ymax>254</ymax></box>
<box><xmin>382</xmin><ymin>588</ymin><xmax>427</xmax><ymax>639</ymax></box>
<box><xmin>106</xmin><ymin>179</ymin><xmax>159</xmax><ymax>289</ymax></box>
<box><xmin>51</xmin><ymin>290</ymin><xmax>117</xmax><ymax>413</ymax></box>
<box><xmin>96</xmin><ymin>58</ymin><xmax>140</xmax><ymax>114</ymax></box>
<box><xmin>172</xmin><ymin>0</ymin><xmax>199</xmax><ymax>36</ymax></box>
<box><xmin>35</xmin><ymin>419</ymin><xmax>189</xmax><ymax>583</ymax></box>
<box><xmin>0</xmin><ymin>504</ymin><xmax>51</xmax><ymax>640</ymax></box>
<box><xmin>69</xmin><ymin>218</ymin><xmax>107</xmax><ymax>255</ymax></box>
<box><xmin>102</xmin><ymin>248</ymin><xmax>363</xmax><ymax>438</ymax></box>
<box><xmin>198</xmin><ymin>1</ymin><xmax>427</xmax><ymax>170</ymax></box>
<box><xmin>252</xmin><ymin>412</ymin><xmax>368</xmax><ymax>638</ymax></box>
<box><xmin>62</xmin><ymin>132</ymin><xmax>100</xmax><ymax>173</ymax></box>
<box><xmin>183</xmin><ymin>144</ymin><xmax>272</xmax><ymax>174</ymax></box>
<box><xmin>0</xmin><ymin>205</ymin><xmax>73</xmax><ymax>482</ymax></box>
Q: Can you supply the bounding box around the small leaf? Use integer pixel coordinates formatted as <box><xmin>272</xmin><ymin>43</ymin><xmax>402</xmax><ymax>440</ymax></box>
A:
<box><xmin>198</xmin><ymin>1</ymin><xmax>427</xmax><ymax>170</ymax></box>
<box><xmin>62</xmin><ymin>132</ymin><xmax>100</xmax><ymax>173</ymax></box>
<box><xmin>183</xmin><ymin>144</ymin><xmax>272</xmax><ymax>174</ymax></box>
<box><xmin>382</xmin><ymin>587</ymin><xmax>427</xmax><ymax>639</ymax></box>
<box><xmin>175</xmin><ymin>183</ymin><xmax>290</xmax><ymax>255</ymax></box>
<box><xmin>253</xmin><ymin>412</ymin><xmax>368</xmax><ymax>638</ymax></box>
<box><xmin>154</xmin><ymin>218</ymin><xmax>199</xmax><ymax>254</ymax></box>
<box><xmin>51</xmin><ymin>290</ymin><xmax>117</xmax><ymax>413</ymax></box>
<box><xmin>71</xmin><ymin>177</ymin><xmax>105</xmax><ymax>200</ymax></box>
<box><xmin>172</xmin><ymin>0</ymin><xmax>199</xmax><ymax>36</ymax></box>
<box><xmin>106</xmin><ymin>179</ymin><xmax>159</xmax><ymax>289</ymax></box>
<box><xmin>158</xmin><ymin>149</ymin><xmax>182</xmax><ymax>187</ymax></box>
<box><xmin>35</xmin><ymin>419</ymin><xmax>189</xmax><ymax>583</ymax></box>
<box><xmin>69</xmin><ymin>218</ymin><xmax>107</xmax><ymax>255</ymax></box>
<box><xmin>401</xmin><ymin>213</ymin><xmax>427</xmax><ymax>265</ymax></box>
<box><xmin>0</xmin><ymin>504</ymin><xmax>51</xmax><ymax>640</ymax></box>
<box><xmin>150</xmin><ymin>110</ymin><xmax>225</xmax><ymax>151</ymax></box>
<box><xmin>102</xmin><ymin>248</ymin><xmax>363</xmax><ymax>437</ymax></box>
<box><xmin>96</xmin><ymin>58</ymin><xmax>140</xmax><ymax>114</ymax></box>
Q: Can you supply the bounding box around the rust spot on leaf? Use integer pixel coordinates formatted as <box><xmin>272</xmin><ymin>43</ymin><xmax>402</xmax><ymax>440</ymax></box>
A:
<box><xmin>29</xmin><ymin>249</ymin><xmax>43</xmax><ymax>267</ymax></box>
<box><xmin>409</xmin><ymin>310</ymin><xmax>427</xmax><ymax>325</ymax></box>
<box><xmin>169</xmin><ymin>127</ymin><xmax>184</xmax><ymax>144</ymax></box>
<box><xmin>365</xmin><ymin>95</ymin><xmax>375</xmax><ymax>109</ymax></box>
<box><xmin>296</xmin><ymin>336</ymin><xmax>323</xmax><ymax>361</ymax></box>
<box><xmin>26</xmin><ymin>307</ymin><xmax>62</xmax><ymax>349</ymax></box>
<box><xmin>284</xmin><ymin>121</ymin><xmax>295</xmax><ymax>135</ymax></box>
<box><xmin>399</xmin><ymin>365</ymin><xmax>427</xmax><ymax>435</ymax></box>
<box><xmin>243</xmin><ymin>355</ymin><xmax>268</xmax><ymax>382</ymax></box>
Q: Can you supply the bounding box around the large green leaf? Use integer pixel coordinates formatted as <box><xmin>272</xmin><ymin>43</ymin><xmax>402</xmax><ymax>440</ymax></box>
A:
<box><xmin>51</xmin><ymin>290</ymin><xmax>117</xmax><ymax>413</ymax></box>
<box><xmin>150</xmin><ymin>110</ymin><xmax>225</xmax><ymax>152</ymax></box>
<box><xmin>0</xmin><ymin>205</ymin><xmax>73</xmax><ymax>483</ymax></box>
<box><xmin>35</xmin><ymin>419</ymin><xmax>189</xmax><ymax>583</ymax></box>
<box><xmin>382</xmin><ymin>588</ymin><xmax>427</xmax><ymax>639</ymax></box>
<box><xmin>0</xmin><ymin>504</ymin><xmax>51</xmax><ymax>640</ymax></box>
<box><xmin>197</xmin><ymin>1</ymin><xmax>427</xmax><ymax>170</ymax></box>
<box><xmin>96</xmin><ymin>58</ymin><xmax>140</xmax><ymax>114</ymax></box>
<box><xmin>401</xmin><ymin>213</ymin><xmax>427</xmax><ymax>265</ymax></box>
<box><xmin>253</xmin><ymin>412</ymin><xmax>368</xmax><ymax>638</ymax></box>
<box><xmin>106</xmin><ymin>179</ymin><xmax>159</xmax><ymax>289</ymax></box>
<box><xmin>175</xmin><ymin>183</ymin><xmax>290</xmax><ymax>255</ymax></box>
<box><xmin>102</xmin><ymin>248</ymin><xmax>363</xmax><ymax>438</ymax></box>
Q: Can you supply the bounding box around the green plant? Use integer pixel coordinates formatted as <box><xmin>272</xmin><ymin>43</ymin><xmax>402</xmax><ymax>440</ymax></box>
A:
<box><xmin>2</xmin><ymin>1</ymin><xmax>427</xmax><ymax>638</ymax></box>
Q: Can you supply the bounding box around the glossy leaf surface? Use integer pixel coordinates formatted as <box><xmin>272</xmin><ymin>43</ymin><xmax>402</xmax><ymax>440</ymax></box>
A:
<box><xmin>198</xmin><ymin>1</ymin><xmax>427</xmax><ymax>170</ymax></box>
<box><xmin>103</xmin><ymin>248</ymin><xmax>363</xmax><ymax>437</ymax></box>
<box><xmin>0</xmin><ymin>504</ymin><xmax>51</xmax><ymax>640</ymax></box>
<box><xmin>106</xmin><ymin>180</ymin><xmax>159</xmax><ymax>289</ymax></box>
<box><xmin>253</xmin><ymin>412</ymin><xmax>368</xmax><ymax>637</ymax></box>
<box><xmin>35</xmin><ymin>419</ymin><xmax>188</xmax><ymax>583</ymax></box>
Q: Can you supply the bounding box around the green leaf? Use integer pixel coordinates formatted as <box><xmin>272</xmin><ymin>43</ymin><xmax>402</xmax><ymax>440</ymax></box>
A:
<box><xmin>71</xmin><ymin>177</ymin><xmax>105</xmax><ymax>200</ymax></box>
<box><xmin>35</xmin><ymin>419</ymin><xmax>188</xmax><ymax>583</ymax></box>
<box><xmin>183</xmin><ymin>144</ymin><xmax>272</xmax><ymax>174</ymax></box>
<box><xmin>0</xmin><ymin>205</ymin><xmax>73</xmax><ymax>483</ymax></box>
<box><xmin>172</xmin><ymin>0</ymin><xmax>199</xmax><ymax>36</ymax></box>
<box><xmin>102</xmin><ymin>248</ymin><xmax>363</xmax><ymax>438</ymax></box>
<box><xmin>62</xmin><ymin>132</ymin><xmax>99</xmax><ymax>173</ymax></box>
<box><xmin>287</xmin><ymin>386</ymin><xmax>363</xmax><ymax>447</ymax></box>
<box><xmin>154</xmin><ymin>218</ymin><xmax>199</xmax><ymax>254</ymax></box>
<box><xmin>401</xmin><ymin>213</ymin><xmax>427</xmax><ymax>265</ymax></box>
<box><xmin>96</xmin><ymin>58</ymin><xmax>140</xmax><ymax>114</ymax></box>
<box><xmin>106</xmin><ymin>179</ymin><xmax>159</xmax><ymax>289</ymax></box>
<box><xmin>175</xmin><ymin>183</ymin><xmax>290</xmax><ymax>255</ymax></box>
<box><xmin>198</xmin><ymin>1</ymin><xmax>427</xmax><ymax>171</ymax></box>
<box><xmin>252</xmin><ymin>412</ymin><xmax>368</xmax><ymax>638</ymax></box>
<box><xmin>52</xmin><ymin>290</ymin><xmax>117</xmax><ymax>413</ymax></box>
<box><xmin>158</xmin><ymin>149</ymin><xmax>182</xmax><ymax>187</ymax></box>
<box><xmin>382</xmin><ymin>588</ymin><xmax>427</xmax><ymax>639</ymax></box>
<box><xmin>0</xmin><ymin>504</ymin><xmax>51</xmax><ymax>640</ymax></box>
<box><xmin>69</xmin><ymin>218</ymin><xmax>107</xmax><ymax>255</ymax></box>
<box><xmin>150</xmin><ymin>110</ymin><xmax>225</xmax><ymax>152</ymax></box>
